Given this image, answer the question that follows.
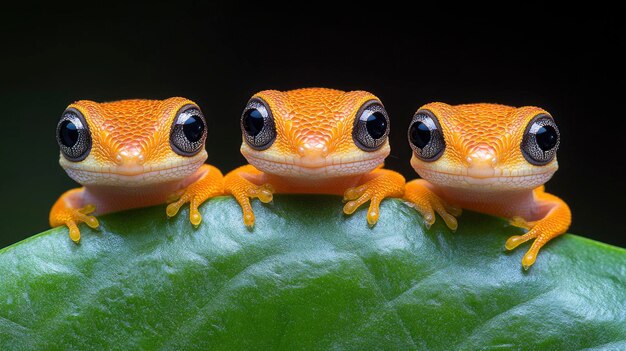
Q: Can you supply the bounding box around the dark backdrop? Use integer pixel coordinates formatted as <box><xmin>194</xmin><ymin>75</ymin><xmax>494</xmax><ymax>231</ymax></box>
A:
<box><xmin>1</xmin><ymin>4</ymin><xmax>624</xmax><ymax>248</ymax></box>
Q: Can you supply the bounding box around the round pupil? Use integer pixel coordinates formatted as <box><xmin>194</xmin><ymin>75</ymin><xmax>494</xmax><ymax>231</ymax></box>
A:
<box><xmin>365</xmin><ymin>112</ymin><xmax>387</xmax><ymax>139</ymax></box>
<box><xmin>243</xmin><ymin>108</ymin><xmax>264</xmax><ymax>137</ymax></box>
<box><xmin>410</xmin><ymin>121</ymin><xmax>431</xmax><ymax>148</ymax></box>
<box><xmin>182</xmin><ymin>115</ymin><xmax>204</xmax><ymax>142</ymax></box>
<box><xmin>60</xmin><ymin>120</ymin><xmax>79</xmax><ymax>147</ymax></box>
<box><xmin>535</xmin><ymin>125</ymin><xmax>557</xmax><ymax>151</ymax></box>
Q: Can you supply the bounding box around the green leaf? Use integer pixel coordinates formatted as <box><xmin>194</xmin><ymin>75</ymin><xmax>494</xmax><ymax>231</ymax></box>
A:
<box><xmin>0</xmin><ymin>196</ymin><xmax>624</xmax><ymax>350</ymax></box>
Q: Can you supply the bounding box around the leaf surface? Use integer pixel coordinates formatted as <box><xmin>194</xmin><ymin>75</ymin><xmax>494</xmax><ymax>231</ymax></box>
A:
<box><xmin>1</xmin><ymin>196</ymin><xmax>624</xmax><ymax>350</ymax></box>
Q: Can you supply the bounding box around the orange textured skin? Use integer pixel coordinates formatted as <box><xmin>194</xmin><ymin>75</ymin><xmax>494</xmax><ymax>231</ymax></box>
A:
<box><xmin>73</xmin><ymin>99</ymin><xmax>186</xmax><ymax>165</ymax></box>
<box><xmin>254</xmin><ymin>89</ymin><xmax>375</xmax><ymax>157</ymax></box>
<box><xmin>404</xmin><ymin>102</ymin><xmax>571</xmax><ymax>269</ymax></box>
<box><xmin>224</xmin><ymin>88</ymin><xmax>405</xmax><ymax>227</ymax></box>
<box><xmin>50</xmin><ymin>98</ymin><xmax>224</xmax><ymax>242</ymax></box>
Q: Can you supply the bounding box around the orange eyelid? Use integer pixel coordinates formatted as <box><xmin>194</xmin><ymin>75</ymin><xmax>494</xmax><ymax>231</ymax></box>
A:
<box><xmin>64</xmin><ymin>97</ymin><xmax>201</xmax><ymax>165</ymax></box>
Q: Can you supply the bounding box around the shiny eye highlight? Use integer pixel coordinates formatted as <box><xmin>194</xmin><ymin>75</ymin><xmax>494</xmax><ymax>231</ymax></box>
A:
<box><xmin>170</xmin><ymin>105</ymin><xmax>207</xmax><ymax>156</ymax></box>
<box><xmin>56</xmin><ymin>108</ymin><xmax>92</xmax><ymax>162</ymax></box>
<box><xmin>408</xmin><ymin>110</ymin><xmax>445</xmax><ymax>161</ymax></box>
<box><xmin>241</xmin><ymin>98</ymin><xmax>276</xmax><ymax>150</ymax></box>
<box><xmin>521</xmin><ymin>114</ymin><xmax>560</xmax><ymax>165</ymax></box>
<box><xmin>353</xmin><ymin>101</ymin><xmax>390</xmax><ymax>151</ymax></box>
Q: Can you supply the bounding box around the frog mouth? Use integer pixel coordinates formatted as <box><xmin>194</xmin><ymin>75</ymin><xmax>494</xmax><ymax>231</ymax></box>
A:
<box><xmin>413</xmin><ymin>166</ymin><xmax>557</xmax><ymax>189</ymax></box>
<box><xmin>59</xmin><ymin>155</ymin><xmax>206</xmax><ymax>185</ymax></box>
<box><xmin>244</xmin><ymin>154</ymin><xmax>387</xmax><ymax>178</ymax></box>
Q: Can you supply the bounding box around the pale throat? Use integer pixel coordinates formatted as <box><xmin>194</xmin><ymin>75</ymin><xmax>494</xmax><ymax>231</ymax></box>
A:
<box><xmin>263</xmin><ymin>173</ymin><xmax>367</xmax><ymax>195</ymax></box>
<box><xmin>433</xmin><ymin>185</ymin><xmax>544</xmax><ymax>221</ymax></box>
<box><xmin>80</xmin><ymin>167</ymin><xmax>205</xmax><ymax>215</ymax></box>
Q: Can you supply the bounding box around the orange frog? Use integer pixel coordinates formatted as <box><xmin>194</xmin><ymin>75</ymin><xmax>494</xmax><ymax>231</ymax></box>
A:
<box><xmin>224</xmin><ymin>88</ymin><xmax>405</xmax><ymax>227</ymax></box>
<box><xmin>403</xmin><ymin>103</ymin><xmax>571</xmax><ymax>269</ymax></box>
<box><xmin>50</xmin><ymin>98</ymin><xmax>224</xmax><ymax>242</ymax></box>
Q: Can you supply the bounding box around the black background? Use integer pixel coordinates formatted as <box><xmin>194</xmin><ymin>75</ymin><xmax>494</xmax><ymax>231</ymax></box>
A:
<box><xmin>1</xmin><ymin>4</ymin><xmax>624</xmax><ymax>248</ymax></box>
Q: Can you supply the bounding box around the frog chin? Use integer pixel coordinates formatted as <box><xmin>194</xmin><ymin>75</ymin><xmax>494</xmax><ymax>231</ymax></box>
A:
<box><xmin>59</xmin><ymin>153</ymin><xmax>207</xmax><ymax>187</ymax></box>
<box><xmin>410</xmin><ymin>157</ymin><xmax>558</xmax><ymax>192</ymax></box>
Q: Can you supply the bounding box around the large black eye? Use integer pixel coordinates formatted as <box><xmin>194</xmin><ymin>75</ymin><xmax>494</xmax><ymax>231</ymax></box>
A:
<box><xmin>241</xmin><ymin>98</ymin><xmax>276</xmax><ymax>150</ymax></box>
<box><xmin>170</xmin><ymin>105</ymin><xmax>207</xmax><ymax>156</ymax></box>
<box><xmin>353</xmin><ymin>101</ymin><xmax>390</xmax><ymax>151</ymax></box>
<box><xmin>56</xmin><ymin>108</ymin><xmax>91</xmax><ymax>162</ymax></box>
<box><xmin>521</xmin><ymin>114</ymin><xmax>560</xmax><ymax>165</ymax></box>
<box><xmin>408</xmin><ymin>110</ymin><xmax>445</xmax><ymax>161</ymax></box>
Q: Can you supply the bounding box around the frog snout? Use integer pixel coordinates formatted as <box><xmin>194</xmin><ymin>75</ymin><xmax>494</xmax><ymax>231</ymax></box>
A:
<box><xmin>297</xmin><ymin>141</ymin><xmax>329</xmax><ymax>168</ymax></box>
<box><xmin>113</xmin><ymin>148</ymin><xmax>147</xmax><ymax>175</ymax></box>
<box><xmin>466</xmin><ymin>145</ymin><xmax>497</xmax><ymax>178</ymax></box>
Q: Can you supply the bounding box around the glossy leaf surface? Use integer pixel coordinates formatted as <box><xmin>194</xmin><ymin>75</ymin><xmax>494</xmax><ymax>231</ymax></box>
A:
<box><xmin>1</xmin><ymin>196</ymin><xmax>624</xmax><ymax>350</ymax></box>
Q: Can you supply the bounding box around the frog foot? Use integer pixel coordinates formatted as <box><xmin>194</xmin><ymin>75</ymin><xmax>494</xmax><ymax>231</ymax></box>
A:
<box><xmin>224</xmin><ymin>173</ymin><xmax>274</xmax><ymax>228</ymax></box>
<box><xmin>505</xmin><ymin>215</ymin><xmax>570</xmax><ymax>270</ymax></box>
<box><xmin>403</xmin><ymin>179</ymin><xmax>461</xmax><ymax>231</ymax></box>
<box><xmin>509</xmin><ymin>216</ymin><xmax>537</xmax><ymax>230</ymax></box>
<box><xmin>166</xmin><ymin>164</ymin><xmax>224</xmax><ymax>227</ymax></box>
<box><xmin>166</xmin><ymin>189</ymin><xmax>205</xmax><ymax>227</ymax></box>
<box><xmin>56</xmin><ymin>204</ymin><xmax>100</xmax><ymax>243</ymax></box>
<box><xmin>504</xmin><ymin>190</ymin><xmax>571</xmax><ymax>270</ymax></box>
<box><xmin>343</xmin><ymin>170</ymin><xmax>405</xmax><ymax>226</ymax></box>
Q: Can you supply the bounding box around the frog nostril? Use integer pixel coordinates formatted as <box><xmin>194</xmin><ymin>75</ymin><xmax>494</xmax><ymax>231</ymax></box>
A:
<box><xmin>297</xmin><ymin>141</ymin><xmax>327</xmax><ymax>158</ymax></box>
<box><xmin>466</xmin><ymin>146</ymin><xmax>498</xmax><ymax>178</ymax></box>
<box><xmin>116</xmin><ymin>149</ymin><xmax>145</xmax><ymax>165</ymax></box>
<box><xmin>321</xmin><ymin>145</ymin><xmax>329</xmax><ymax>157</ymax></box>
<box><xmin>297</xmin><ymin>145</ymin><xmax>306</xmax><ymax>156</ymax></box>
<box><xmin>467</xmin><ymin>146</ymin><xmax>497</xmax><ymax>166</ymax></box>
